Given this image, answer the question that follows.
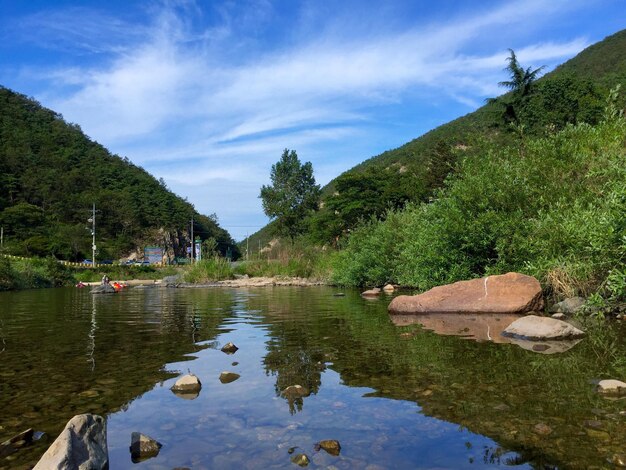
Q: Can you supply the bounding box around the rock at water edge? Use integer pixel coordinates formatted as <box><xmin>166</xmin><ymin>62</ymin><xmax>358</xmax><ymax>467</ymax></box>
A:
<box><xmin>597</xmin><ymin>379</ymin><xmax>626</xmax><ymax>396</ymax></box>
<box><xmin>130</xmin><ymin>432</ymin><xmax>161</xmax><ymax>463</ymax></box>
<box><xmin>502</xmin><ymin>315</ymin><xmax>585</xmax><ymax>340</ymax></box>
<box><xmin>383</xmin><ymin>284</ymin><xmax>395</xmax><ymax>293</ymax></box>
<box><xmin>34</xmin><ymin>414</ymin><xmax>108</xmax><ymax>470</ymax></box>
<box><xmin>389</xmin><ymin>272</ymin><xmax>543</xmax><ymax>314</ymax></box>
<box><xmin>550</xmin><ymin>296</ymin><xmax>586</xmax><ymax>314</ymax></box>
<box><xmin>361</xmin><ymin>288</ymin><xmax>381</xmax><ymax>297</ymax></box>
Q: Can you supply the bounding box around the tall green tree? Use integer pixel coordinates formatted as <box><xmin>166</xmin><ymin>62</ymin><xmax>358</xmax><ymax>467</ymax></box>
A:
<box><xmin>491</xmin><ymin>49</ymin><xmax>545</xmax><ymax>126</ymax></box>
<box><xmin>260</xmin><ymin>149</ymin><xmax>321</xmax><ymax>240</ymax></box>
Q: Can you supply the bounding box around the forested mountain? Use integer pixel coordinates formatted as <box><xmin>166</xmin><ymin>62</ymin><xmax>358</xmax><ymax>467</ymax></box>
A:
<box><xmin>0</xmin><ymin>86</ymin><xmax>239</xmax><ymax>261</ymax></box>
<box><xmin>245</xmin><ymin>29</ymin><xmax>626</xmax><ymax>250</ymax></box>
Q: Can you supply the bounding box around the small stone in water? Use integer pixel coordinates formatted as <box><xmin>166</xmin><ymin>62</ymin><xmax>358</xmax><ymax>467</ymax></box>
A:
<box><xmin>219</xmin><ymin>371</ymin><xmax>241</xmax><ymax>384</ymax></box>
<box><xmin>221</xmin><ymin>342</ymin><xmax>239</xmax><ymax>354</ymax></box>
<box><xmin>282</xmin><ymin>385</ymin><xmax>310</xmax><ymax>399</ymax></box>
<box><xmin>291</xmin><ymin>453</ymin><xmax>310</xmax><ymax>467</ymax></box>
<box><xmin>316</xmin><ymin>439</ymin><xmax>341</xmax><ymax>456</ymax></box>
<box><xmin>287</xmin><ymin>446</ymin><xmax>298</xmax><ymax>454</ymax></box>
<box><xmin>171</xmin><ymin>374</ymin><xmax>202</xmax><ymax>395</ymax></box>
<box><xmin>232</xmin><ymin>362</ymin><xmax>239</xmax><ymax>366</ymax></box>
<box><xmin>130</xmin><ymin>432</ymin><xmax>162</xmax><ymax>463</ymax></box>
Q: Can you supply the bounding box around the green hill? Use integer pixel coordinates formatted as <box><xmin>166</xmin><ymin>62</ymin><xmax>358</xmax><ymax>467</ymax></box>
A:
<box><xmin>0</xmin><ymin>86</ymin><xmax>239</xmax><ymax>262</ymax></box>
<box><xmin>244</xmin><ymin>29</ymin><xmax>626</xmax><ymax>249</ymax></box>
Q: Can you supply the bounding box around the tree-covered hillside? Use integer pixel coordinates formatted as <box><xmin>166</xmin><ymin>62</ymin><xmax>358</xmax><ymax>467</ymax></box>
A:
<box><xmin>245</xmin><ymin>29</ymin><xmax>626</xmax><ymax>248</ymax></box>
<box><xmin>0</xmin><ymin>86</ymin><xmax>239</xmax><ymax>261</ymax></box>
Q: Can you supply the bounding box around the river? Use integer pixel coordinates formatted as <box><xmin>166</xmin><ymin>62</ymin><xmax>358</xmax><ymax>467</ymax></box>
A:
<box><xmin>0</xmin><ymin>286</ymin><xmax>624</xmax><ymax>469</ymax></box>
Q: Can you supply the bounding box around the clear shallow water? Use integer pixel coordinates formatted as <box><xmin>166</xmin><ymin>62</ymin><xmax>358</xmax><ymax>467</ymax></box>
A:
<box><xmin>0</xmin><ymin>286</ymin><xmax>625</xmax><ymax>469</ymax></box>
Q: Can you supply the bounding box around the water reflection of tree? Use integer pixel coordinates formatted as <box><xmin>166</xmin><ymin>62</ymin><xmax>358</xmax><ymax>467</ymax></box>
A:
<box><xmin>263</xmin><ymin>330</ymin><xmax>326</xmax><ymax>414</ymax></box>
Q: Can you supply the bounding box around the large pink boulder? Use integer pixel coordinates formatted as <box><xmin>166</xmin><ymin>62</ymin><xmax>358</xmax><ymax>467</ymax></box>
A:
<box><xmin>388</xmin><ymin>272</ymin><xmax>543</xmax><ymax>314</ymax></box>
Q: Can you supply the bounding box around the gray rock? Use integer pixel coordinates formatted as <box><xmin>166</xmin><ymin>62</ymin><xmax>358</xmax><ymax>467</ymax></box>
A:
<box><xmin>550</xmin><ymin>296</ymin><xmax>586</xmax><ymax>314</ymax></box>
<box><xmin>130</xmin><ymin>432</ymin><xmax>161</xmax><ymax>463</ymax></box>
<box><xmin>34</xmin><ymin>414</ymin><xmax>108</xmax><ymax>470</ymax></box>
<box><xmin>502</xmin><ymin>315</ymin><xmax>585</xmax><ymax>340</ymax></box>
<box><xmin>90</xmin><ymin>284</ymin><xmax>116</xmax><ymax>295</ymax></box>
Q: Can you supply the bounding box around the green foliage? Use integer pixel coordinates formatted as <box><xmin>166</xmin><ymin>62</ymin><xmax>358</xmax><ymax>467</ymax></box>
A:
<box><xmin>260</xmin><ymin>149</ymin><xmax>321</xmax><ymax>240</ymax></box>
<box><xmin>0</xmin><ymin>256</ymin><xmax>78</xmax><ymax>290</ymax></box>
<box><xmin>0</xmin><ymin>256</ymin><xmax>15</xmax><ymax>290</ymax></box>
<box><xmin>333</xmin><ymin>110</ymin><xmax>626</xmax><ymax>292</ymax></box>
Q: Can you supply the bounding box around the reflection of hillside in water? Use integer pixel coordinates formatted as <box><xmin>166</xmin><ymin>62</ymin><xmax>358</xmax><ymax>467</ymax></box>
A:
<box><xmin>246</xmin><ymin>290</ymin><xmax>624</xmax><ymax>469</ymax></box>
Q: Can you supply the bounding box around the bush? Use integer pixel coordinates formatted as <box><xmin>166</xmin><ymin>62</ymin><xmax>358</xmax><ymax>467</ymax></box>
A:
<box><xmin>333</xmin><ymin>108</ymin><xmax>626</xmax><ymax>294</ymax></box>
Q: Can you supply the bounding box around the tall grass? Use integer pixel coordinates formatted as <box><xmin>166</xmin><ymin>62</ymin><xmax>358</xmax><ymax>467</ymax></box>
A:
<box><xmin>182</xmin><ymin>257</ymin><xmax>235</xmax><ymax>283</ymax></box>
<box><xmin>236</xmin><ymin>242</ymin><xmax>335</xmax><ymax>280</ymax></box>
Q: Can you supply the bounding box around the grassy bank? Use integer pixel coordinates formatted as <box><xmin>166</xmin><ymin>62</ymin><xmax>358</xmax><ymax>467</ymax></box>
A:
<box><xmin>332</xmin><ymin>102</ymin><xmax>626</xmax><ymax>303</ymax></box>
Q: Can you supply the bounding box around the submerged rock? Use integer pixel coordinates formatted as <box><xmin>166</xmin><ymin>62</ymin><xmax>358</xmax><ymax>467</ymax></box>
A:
<box><xmin>221</xmin><ymin>342</ymin><xmax>239</xmax><ymax>354</ymax></box>
<box><xmin>281</xmin><ymin>385</ymin><xmax>310</xmax><ymax>399</ymax></box>
<box><xmin>34</xmin><ymin>414</ymin><xmax>108</xmax><ymax>470</ymax></box>
<box><xmin>219</xmin><ymin>371</ymin><xmax>241</xmax><ymax>384</ymax></box>
<box><xmin>383</xmin><ymin>284</ymin><xmax>395</xmax><ymax>293</ymax></box>
<box><xmin>90</xmin><ymin>284</ymin><xmax>116</xmax><ymax>294</ymax></box>
<box><xmin>502</xmin><ymin>315</ymin><xmax>585</xmax><ymax>340</ymax></box>
<box><xmin>388</xmin><ymin>272</ymin><xmax>543</xmax><ymax>314</ymax></box>
<box><xmin>291</xmin><ymin>453</ymin><xmax>310</xmax><ymax>467</ymax></box>
<box><xmin>597</xmin><ymin>379</ymin><xmax>626</xmax><ymax>396</ymax></box>
<box><xmin>130</xmin><ymin>432</ymin><xmax>161</xmax><ymax>463</ymax></box>
<box><xmin>315</xmin><ymin>440</ymin><xmax>341</xmax><ymax>456</ymax></box>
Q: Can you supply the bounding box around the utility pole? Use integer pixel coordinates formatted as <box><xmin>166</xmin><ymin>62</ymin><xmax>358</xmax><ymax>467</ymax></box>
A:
<box><xmin>1</xmin><ymin>226</ymin><xmax>3</xmax><ymax>249</ymax></box>
<box><xmin>190</xmin><ymin>216</ymin><xmax>194</xmax><ymax>264</ymax></box>
<box><xmin>246</xmin><ymin>233</ymin><xmax>249</xmax><ymax>261</ymax></box>
<box><xmin>87</xmin><ymin>203</ymin><xmax>96</xmax><ymax>267</ymax></box>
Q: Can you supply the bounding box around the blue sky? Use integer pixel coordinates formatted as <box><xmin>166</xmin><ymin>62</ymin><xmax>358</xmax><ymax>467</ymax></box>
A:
<box><xmin>1</xmin><ymin>0</ymin><xmax>624</xmax><ymax>241</ymax></box>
